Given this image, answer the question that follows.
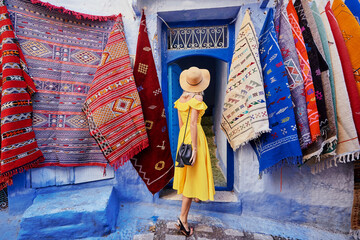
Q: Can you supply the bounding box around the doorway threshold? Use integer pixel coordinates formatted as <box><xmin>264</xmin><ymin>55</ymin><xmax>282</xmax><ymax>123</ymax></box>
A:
<box><xmin>159</xmin><ymin>189</ymin><xmax>238</xmax><ymax>202</ymax></box>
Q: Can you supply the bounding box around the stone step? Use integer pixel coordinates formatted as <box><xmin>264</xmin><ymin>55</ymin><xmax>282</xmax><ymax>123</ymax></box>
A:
<box><xmin>18</xmin><ymin>185</ymin><xmax>119</xmax><ymax>240</ymax></box>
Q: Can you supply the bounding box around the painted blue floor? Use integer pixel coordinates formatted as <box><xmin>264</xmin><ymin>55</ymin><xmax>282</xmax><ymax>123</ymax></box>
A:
<box><xmin>0</xmin><ymin>210</ymin><xmax>21</xmax><ymax>239</ymax></box>
<box><xmin>0</xmin><ymin>201</ymin><xmax>352</xmax><ymax>240</ymax></box>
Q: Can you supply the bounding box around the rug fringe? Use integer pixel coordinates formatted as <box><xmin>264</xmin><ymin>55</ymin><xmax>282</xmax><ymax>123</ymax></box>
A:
<box><xmin>0</xmin><ymin>180</ymin><xmax>10</xmax><ymax>191</ymax></box>
<box><xmin>310</xmin><ymin>157</ymin><xmax>337</xmax><ymax>175</ymax></box>
<box><xmin>260</xmin><ymin>155</ymin><xmax>303</xmax><ymax>175</ymax></box>
<box><xmin>350</xmin><ymin>229</ymin><xmax>360</xmax><ymax>240</ymax></box>
<box><xmin>0</xmin><ymin>156</ymin><xmax>44</xmax><ymax>178</ymax></box>
<box><xmin>233</xmin><ymin>128</ymin><xmax>272</xmax><ymax>150</ymax></box>
<box><xmin>303</xmin><ymin>135</ymin><xmax>337</xmax><ymax>162</ymax></box>
<box><xmin>30</xmin><ymin>0</ymin><xmax>118</xmax><ymax>21</ymax></box>
<box><xmin>109</xmin><ymin>140</ymin><xmax>149</xmax><ymax>171</ymax></box>
<box><xmin>336</xmin><ymin>150</ymin><xmax>360</xmax><ymax>164</ymax></box>
<box><xmin>310</xmin><ymin>150</ymin><xmax>360</xmax><ymax>174</ymax></box>
<box><xmin>0</xmin><ymin>156</ymin><xmax>44</xmax><ymax>189</ymax></box>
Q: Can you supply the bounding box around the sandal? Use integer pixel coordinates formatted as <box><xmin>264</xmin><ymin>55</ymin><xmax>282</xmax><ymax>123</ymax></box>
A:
<box><xmin>177</xmin><ymin>217</ymin><xmax>194</xmax><ymax>237</ymax></box>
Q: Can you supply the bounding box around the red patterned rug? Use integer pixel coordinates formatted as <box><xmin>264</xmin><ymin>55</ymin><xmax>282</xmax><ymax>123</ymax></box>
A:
<box><xmin>0</xmin><ymin>1</ymin><xmax>44</xmax><ymax>190</ymax></box>
<box><xmin>131</xmin><ymin>10</ymin><xmax>174</xmax><ymax>194</ymax></box>
<box><xmin>7</xmin><ymin>0</ymin><xmax>115</xmax><ymax>167</ymax></box>
<box><xmin>83</xmin><ymin>15</ymin><xmax>149</xmax><ymax>169</ymax></box>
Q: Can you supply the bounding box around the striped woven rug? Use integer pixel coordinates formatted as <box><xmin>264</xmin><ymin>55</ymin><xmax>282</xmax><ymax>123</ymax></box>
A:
<box><xmin>7</xmin><ymin>0</ymin><xmax>114</xmax><ymax>167</ymax></box>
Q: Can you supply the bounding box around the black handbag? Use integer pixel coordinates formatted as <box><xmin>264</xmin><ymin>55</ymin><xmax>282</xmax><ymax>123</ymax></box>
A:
<box><xmin>176</xmin><ymin>108</ymin><xmax>192</xmax><ymax>168</ymax></box>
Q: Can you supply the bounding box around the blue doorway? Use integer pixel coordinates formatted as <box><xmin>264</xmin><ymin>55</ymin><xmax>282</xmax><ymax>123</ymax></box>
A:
<box><xmin>161</xmin><ymin>20</ymin><xmax>235</xmax><ymax>191</ymax></box>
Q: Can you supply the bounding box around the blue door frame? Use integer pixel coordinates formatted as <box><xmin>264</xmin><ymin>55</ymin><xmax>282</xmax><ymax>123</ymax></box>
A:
<box><xmin>161</xmin><ymin>19</ymin><xmax>235</xmax><ymax>191</ymax></box>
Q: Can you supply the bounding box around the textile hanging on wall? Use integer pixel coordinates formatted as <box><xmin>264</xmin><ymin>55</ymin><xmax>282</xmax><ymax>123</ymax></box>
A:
<box><xmin>317</xmin><ymin>1</ymin><xmax>360</xmax><ymax>164</ymax></box>
<box><xmin>326</xmin><ymin>1</ymin><xmax>360</xmax><ymax>150</ymax></box>
<box><xmin>293</xmin><ymin>0</ymin><xmax>330</xmax><ymax>162</ymax></box>
<box><xmin>332</xmin><ymin>0</ymin><xmax>360</xmax><ymax>97</ymax></box>
<box><xmin>301</xmin><ymin>0</ymin><xmax>337</xmax><ymax>158</ymax></box>
<box><xmin>294</xmin><ymin>0</ymin><xmax>329</xmax><ymax>136</ymax></box>
<box><xmin>274</xmin><ymin>0</ymin><xmax>312</xmax><ymax>149</ymax></box>
<box><xmin>311</xmin><ymin>1</ymin><xmax>338</xmax><ymax>136</ymax></box>
<box><xmin>130</xmin><ymin>11</ymin><xmax>174</xmax><ymax>194</ymax></box>
<box><xmin>0</xmin><ymin>0</ymin><xmax>44</xmax><ymax>190</ymax></box>
<box><xmin>310</xmin><ymin>1</ymin><xmax>338</xmax><ymax>158</ymax></box>
<box><xmin>252</xmin><ymin>8</ymin><xmax>302</xmax><ymax>173</ymax></box>
<box><xmin>286</xmin><ymin>0</ymin><xmax>320</xmax><ymax>144</ymax></box>
<box><xmin>83</xmin><ymin>16</ymin><xmax>149</xmax><ymax>168</ymax></box>
<box><xmin>294</xmin><ymin>0</ymin><xmax>335</xmax><ymax>162</ymax></box>
<box><xmin>221</xmin><ymin>9</ymin><xmax>270</xmax><ymax>150</ymax></box>
<box><xmin>7</xmin><ymin>0</ymin><xmax>113</xmax><ymax>167</ymax></box>
<box><xmin>345</xmin><ymin>0</ymin><xmax>360</xmax><ymax>24</ymax></box>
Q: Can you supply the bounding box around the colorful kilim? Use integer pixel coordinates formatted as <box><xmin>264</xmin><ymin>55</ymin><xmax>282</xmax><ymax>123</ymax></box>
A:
<box><xmin>295</xmin><ymin>0</ymin><xmax>335</xmax><ymax>161</ymax></box>
<box><xmin>326</xmin><ymin>2</ymin><xmax>360</xmax><ymax>144</ymax></box>
<box><xmin>130</xmin><ymin>11</ymin><xmax>174</xmax><ymax>194</ymax></box>
<box><xmin>301</xmin><ymin>0</ymin><xmax>337</xmax><ymax>159</ymax></box>
<box><xmin>7</xmin><ymin>0</ymin><xmax>114</xmax><ymax>167</ymax></box>
<box><xmin>317</xmin><ymin>1</ymin><xmax>360</xmax><ymax>164</ymax></box>
<box><xmin>83</xmin><ymin>15</ymin><xmax>149</xmax><ymax>168</ymax></box>
<box><xmin>274</xmin><ymin>0</ymin><xmax>312</xmax><ymax>149</ymax></box>
<box><xmin>294</xmin><ymin>0</ymin><xmax>329</xmax><ymax>136</ymax></box>
<box><xmin>311</xmin><ymin>1</ymin><xmax>338</xmax><ymax>157</ymax></box>
<box><xmin>332</xmin><ymin>0</ymin><xmax>360</xmax><ymax>99</ymax></box>
<box><xmin>287</xmin><ymin>0</ymin><xmax>320</xmax><ymax>143</ymax></box>
<box><xmin>252</xmin><ymin>9</ymin><xmax>302</xmax><ymax>173</ymax></box>
<box><xmin>221</xmin><ymin>9</ymin><xmax>270</xmax><ymax>150</ymax></box>
<box><xmin>0</xmin><ymin>0</ymin><xmax>44</xmax><ymax>190</ymax></box>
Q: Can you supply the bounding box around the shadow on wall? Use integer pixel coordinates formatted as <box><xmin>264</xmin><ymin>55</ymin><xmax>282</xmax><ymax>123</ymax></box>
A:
<box><xmin>236</xmin><ymin>144</ymin><xmax>353</xmax><ymax>233</ymax></box>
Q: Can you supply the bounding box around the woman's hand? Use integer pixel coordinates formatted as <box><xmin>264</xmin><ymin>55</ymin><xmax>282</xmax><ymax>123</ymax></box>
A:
<box><xmin>190</xmin><ymin>148</ymin><xmax>197</xmax><ymax>166</ymax></box>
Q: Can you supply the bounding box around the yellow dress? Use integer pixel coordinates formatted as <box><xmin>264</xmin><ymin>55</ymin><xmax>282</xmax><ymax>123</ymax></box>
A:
<box><xmin>173</xmin><ymin>98</ymin><xmax>215</xmax><ymax>201</ymax></box>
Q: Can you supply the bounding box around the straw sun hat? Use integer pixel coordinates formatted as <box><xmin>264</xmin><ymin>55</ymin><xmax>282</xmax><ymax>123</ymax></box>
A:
<box><xmin>179</xmin><ymin>66</ymin><xmax>210</xmax><ymax>93</ymax></box>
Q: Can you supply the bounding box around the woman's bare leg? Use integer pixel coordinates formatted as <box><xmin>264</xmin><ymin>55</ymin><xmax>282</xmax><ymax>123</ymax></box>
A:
<box><xmin>179</xmin><ymin>195</ymin><xmax>193</xmax><ymax>234</ymax></box>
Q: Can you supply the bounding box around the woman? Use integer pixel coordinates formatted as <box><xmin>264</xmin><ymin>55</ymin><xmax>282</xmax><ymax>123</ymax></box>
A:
<box><xmin>173</xmin><ymin>66</ymin><xmax>215</xmax><ymax>237</ymax></box>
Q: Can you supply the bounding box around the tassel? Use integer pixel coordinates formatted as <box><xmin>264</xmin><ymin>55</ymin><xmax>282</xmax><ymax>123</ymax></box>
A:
<box><xmin>30</xmin><ymin>0</ymin><xmax>118</xmax><ymax>21</ymax></box>
<box><xmin>311</xmin><ymin>165</ymin><xmax>316</xmax><ymax>175</ymax></box>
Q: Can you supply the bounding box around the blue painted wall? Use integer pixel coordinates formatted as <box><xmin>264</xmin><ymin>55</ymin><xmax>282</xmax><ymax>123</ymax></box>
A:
<box><xmin>6</xmin><ymin>0</ymin><xmax>354</xmax><ymax>237</ymax></box>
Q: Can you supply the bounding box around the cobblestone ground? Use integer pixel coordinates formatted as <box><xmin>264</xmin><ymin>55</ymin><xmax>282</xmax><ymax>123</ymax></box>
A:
<box><xmin>133</xmin><ymin>220</ymin><xmax>293</xmax><ymax>240</ymax></box>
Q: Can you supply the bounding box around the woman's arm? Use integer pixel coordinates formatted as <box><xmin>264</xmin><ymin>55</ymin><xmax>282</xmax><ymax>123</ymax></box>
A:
<box><xmin>178</xmin><ymin>110</ymin><xmax>183</xmax><ymax>129</ymax></box>
<box><xmin>189</xmin><ymin>95</ymin><xmax>202</xmax><ymax>165</ymax></box>
<box><xmin>190</xmin><ymin>108</ymin><xmax>199</xmax><ymax>149</ymax></box>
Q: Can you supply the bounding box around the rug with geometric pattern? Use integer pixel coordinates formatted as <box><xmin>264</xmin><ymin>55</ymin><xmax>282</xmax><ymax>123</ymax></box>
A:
<box><xmin>7</xmin><ymin>0</ymin><xmax>114</xmax><ymax>167</ymax></box>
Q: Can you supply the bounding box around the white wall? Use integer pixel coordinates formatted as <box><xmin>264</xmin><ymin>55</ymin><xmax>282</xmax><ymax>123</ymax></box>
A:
<box><xmin>214</xmin><ymin>60</ymin><xmax>228</xmax><ymax>177</ymax></box>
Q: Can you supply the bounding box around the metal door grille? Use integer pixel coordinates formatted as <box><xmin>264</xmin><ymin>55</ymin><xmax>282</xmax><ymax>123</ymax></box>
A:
<box><xmin>168</xmin><ymin>25</ymin><xmax>228</xmax><ymax>50</ymax></box>
<box><xmin>0</xmin><ymin>188</ymin><xmax>8</xmax><ymax>210</ymax></box>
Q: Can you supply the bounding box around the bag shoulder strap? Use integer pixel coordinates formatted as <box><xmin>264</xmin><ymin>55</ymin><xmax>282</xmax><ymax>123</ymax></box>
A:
<box><xmin>181</xmin><ymin>108</ymin><xmax>191</xmax><ymax>144</ymax></box>
<box><xmin>181</xmin><ymin>95</ymin><xmax>195</xmax><ymax>144</ymax></box>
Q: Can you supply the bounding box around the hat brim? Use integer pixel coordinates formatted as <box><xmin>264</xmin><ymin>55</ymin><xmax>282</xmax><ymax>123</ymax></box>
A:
<box><xmin>179</xmin><ymin>69</ymin><xmax>210</xmax><ymax>93</ymax></box>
